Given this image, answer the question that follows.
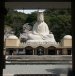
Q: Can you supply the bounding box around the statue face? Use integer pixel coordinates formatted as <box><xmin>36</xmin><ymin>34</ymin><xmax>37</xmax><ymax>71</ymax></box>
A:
<box><xmin>37</xmin><ymin>12</ymin><xmax>44</xmax><ymax>22</ymax></box>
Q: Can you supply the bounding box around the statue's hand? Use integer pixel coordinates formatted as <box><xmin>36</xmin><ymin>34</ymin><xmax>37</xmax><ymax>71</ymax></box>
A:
<box><xmin>33</xmin><ymin>31</ymin><xmax>39</xmax><ymax>35</ymax></box>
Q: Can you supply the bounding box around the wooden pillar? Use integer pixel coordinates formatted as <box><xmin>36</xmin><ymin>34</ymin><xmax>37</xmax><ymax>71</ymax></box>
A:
<box><xmin>34</xmin><ymin>48</ymin><xmax>37</xmax><ymax>55</ymax></box>
<box><xmin>44</xmin><ymin>48</ymin><xmax>46</xmax><ymax>55</ymax></box>
<box><xmin>23</xmin><ymin>48</ymin><xmax>25</xmax><ymax>55</ymax></box>
<box><xmin>0</xmin><ymin>3</ymin><xmax>7</xmax><ymax>75</ymax></box>
<box><xmin>57</xmin><ymin>48</ymin><xmax>62</xmax><ymax>55</ymax></box>
<box><xmin>44</xmin><ymin>48</ymin><xmax>48</xmax><ymax>55</ymax></box>
<box><xmin>24</xmin><ymin>49</ymin><xmax>26</xmax><ymax>55</ymax></box>
<box><xmin>33</xmin><ymin>49</ymin><xmax>34</xmax><ymax>55</ymax></box>
<box><xmin>72</xmin><ymin>40</ymin><xmax>75</xmax><ymax>75</ymax></box>
<box><xmin>33</xmin><ymin>48</ymin><xmax>35</xmax><ymax>55</ymax></box>
<box><xmin>57</xmin><ymin>50</ymin><xmax>59</xmax><ymax>55</ymax></box>
<box><xmin>16</xmin><ymin>48</ymin><xmax>19</xmax><ymax>54</ymax></box>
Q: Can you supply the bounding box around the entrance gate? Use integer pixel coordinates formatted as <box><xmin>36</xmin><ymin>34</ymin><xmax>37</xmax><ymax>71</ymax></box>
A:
<box><xmin>25</xmin><ymin>46</ymin><xmax>33</xmax><ymax>55</ymax></box>
<box><xmin>36</xmin><ymin>46</ymin><xmax>44</xmax><ymax>55</ymax></box>
<box><xmin>48</xmin><ymin>46</ymin><xmax>57</xmax><ymax>55</ymax></box>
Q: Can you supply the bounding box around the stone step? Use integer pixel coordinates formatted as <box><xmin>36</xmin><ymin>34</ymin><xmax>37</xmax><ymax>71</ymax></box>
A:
<box><xmin>14</xmin><ymin>74</ymin><xmax>59</xmax><ymax>76</ymax></box>
<box><xmin>6</xmin><ymin>55</ymin><xmax>72</xmax><ymax>64</ymax></box>
<box><xmin>3</xmin><ymin>74</ymin><xmax>14</xmax><ymax>76</ymax></box>
<box><xmin>6</xmin><ymin>55</ymin><xmax>72</xmax><ymax>60</ymax></box>
<box><xmin>6</xmin><ymin>60</ymin><xmax>72</xmax><ymax>64</ymax></box>
<box><xmin>3</xmin><ymin>73</ymin><xmax>67</xmax><ymax>76</ymax></box>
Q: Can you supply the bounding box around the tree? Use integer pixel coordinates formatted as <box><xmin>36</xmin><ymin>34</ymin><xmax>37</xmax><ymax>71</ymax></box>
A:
<box><xmin>44</xmin><ymin>9</ymin><xmax>71</xmax><ymax>42</ymax></box>
<box><xmin>25</xmin><ymin>12</ymin><xmax>37</xmax><ymax>27</ymax></box>
<box><xmin>5</xmin><ymin>9</ymin><xmax>28</xmax><ymax>37</ymax></box>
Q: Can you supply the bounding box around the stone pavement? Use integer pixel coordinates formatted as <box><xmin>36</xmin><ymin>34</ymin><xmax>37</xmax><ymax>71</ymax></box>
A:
<box><xmin>3</xmin><ymin>64</ymin><xmax>72</xmax><ymax>76</ymax></box>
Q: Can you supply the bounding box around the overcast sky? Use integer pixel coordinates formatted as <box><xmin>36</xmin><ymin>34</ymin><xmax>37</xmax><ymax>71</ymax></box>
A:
<box><xmin>15</xmin><ymin>9</ymin><xmax>45</xmax><ymax>14</ymax></box>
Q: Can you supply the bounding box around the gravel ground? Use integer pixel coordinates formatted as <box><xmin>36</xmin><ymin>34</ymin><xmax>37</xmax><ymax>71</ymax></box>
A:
<box><xmin>3</xmin><ymin>64</ymin><xmax>72</xmax><ymax>76</ymax></box>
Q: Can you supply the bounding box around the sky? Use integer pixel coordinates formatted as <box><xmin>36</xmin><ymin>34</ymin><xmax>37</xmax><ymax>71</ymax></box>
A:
<box><xmin>15</xmin><ymin>9</ymin><xmax>45</xmax><ymax>14</ymax></box>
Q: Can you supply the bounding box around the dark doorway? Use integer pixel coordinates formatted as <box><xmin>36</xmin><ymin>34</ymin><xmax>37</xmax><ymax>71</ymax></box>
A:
<box><xmin>67</xmin><ymin>49</ymin><xmax>72</xmax><ymax>55</ymax></box>
<box><xmin>9</xmin><ymin>49</ymin><xmax>13</xmax><ymax>55</ymax></box>
<box><xmin>48</xmin><ymin>46</ymin><xmax>56</xmax><ymax>55</ymax></box>
<box><xmin>48</xmin><ymin>49</ymin><xmax>56</xmax><ymax>55</ymax></box>
<box><xmin>25</xmin><ymin>46</ymin><xmax>33</xmax><ymax>55</ymax></box>
<box><xmin>37</xmin><ymin>46</ymin><xmax>44</xmax><ymax>55</ymax></box>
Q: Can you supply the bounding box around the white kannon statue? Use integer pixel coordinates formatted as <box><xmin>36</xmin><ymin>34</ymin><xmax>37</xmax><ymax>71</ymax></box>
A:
<box><xmin>27</xmin><ymin>11</ymin><xmax>56</xmax><ymax>42</ymax></box>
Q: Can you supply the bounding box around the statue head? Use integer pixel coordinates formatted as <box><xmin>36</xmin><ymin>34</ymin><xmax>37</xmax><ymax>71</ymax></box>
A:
<box><xmin>37</xmin><ymin>12</ymin><xmax>44</xmax><ymax>22</ymax></box>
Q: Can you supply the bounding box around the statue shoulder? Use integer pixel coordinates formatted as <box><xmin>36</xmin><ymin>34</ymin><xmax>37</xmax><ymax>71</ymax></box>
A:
<box><xmin>41</xmin><ymin>22</ymin><xmax>48</xmax><ymax>26</ymax></box>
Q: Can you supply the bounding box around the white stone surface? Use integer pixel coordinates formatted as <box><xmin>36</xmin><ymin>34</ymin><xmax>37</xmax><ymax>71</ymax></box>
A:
<box><xmin>28</xmin><ymin>12</ymin><xmax>52</xmax><ymax>40</ymax></box>
<box><xmin>27</xmin><ymin>11</ymin><xmax>57</xmax><ymax>47</ymax></box>
<box><xmin>3</xmin><ymin>74</ymin><xmax>14</xmax><ymax>76</ymax></box>
<box><xmin>64</xmin><ymin>35</ymin><xmax>72</xmax><ymax>39</ymax></box>
<box><xmin>26</xmin><ymin>40</ymin><xmax>57</xmax><ymax>48</ymax></box>
<box><xmin>7</xmin><ymin>35</ymin><xmax>18</xmax><ymax>39</ymax></box>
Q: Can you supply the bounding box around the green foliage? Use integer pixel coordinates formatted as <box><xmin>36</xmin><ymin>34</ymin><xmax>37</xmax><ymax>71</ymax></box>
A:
<box><xmin>44</xmin><ymin>9</ymin><xmax>71</xmax><ymax>42</ymax></box>
<box><xmin>25</xmin><ymin>12</ymin><xmax>37</xmax><ymax>27</ymax></box>
<box><xmin>4</xmin><ymin>9</ymin><xmax>28</xmax><ymax>37</ymax></box>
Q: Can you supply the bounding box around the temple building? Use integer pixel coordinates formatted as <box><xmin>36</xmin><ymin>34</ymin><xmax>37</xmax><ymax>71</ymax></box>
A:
<box><xmin>4</xmin><ymin>11</ymin><xmax>72</xmax><ymax>55</ymax></box>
